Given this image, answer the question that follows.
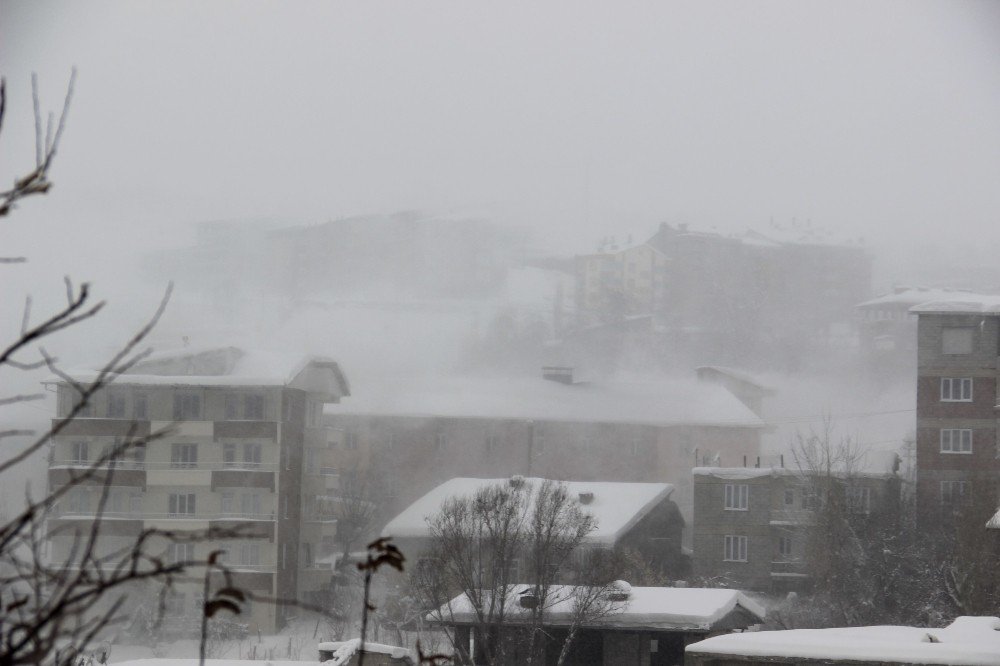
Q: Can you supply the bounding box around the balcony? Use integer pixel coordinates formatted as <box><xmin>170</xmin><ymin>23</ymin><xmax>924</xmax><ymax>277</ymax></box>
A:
<box><xmin>51</xmin><ymin>509</ymin><xmax>275</xmax><ymax>522</ymax></box>
<box><xmin>53</xmin><ymin>419</ymin><xmax>151</xmax><ymax>438</ymax></box>
<box><xmin>51</xmin><ymin>460</ymin><xmax>278</xmax><ymax>472</ymax></box>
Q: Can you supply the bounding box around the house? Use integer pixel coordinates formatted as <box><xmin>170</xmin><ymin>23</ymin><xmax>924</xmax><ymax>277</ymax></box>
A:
<box><xmin>691</xmin><ymin>455</ymin><xmax>901</xmax><ymax>592</ymax></box>
<box><xmin>382</xmin><ymin>476</ymin><xmax>686</xmax><ymax>577</ymax></box>
<box><xmin>910</xmin><ymin>295</ymin><xmax>1000</xmax><ymax>526</ymax></box>
<box><xmin>432</xmin><ymin>584</ymin><xmax>765</xmax><ymax>665</ymax></box>
<box><xmin>46</xmin><ymin>346</ymin><xmax>350</xmax><ymax>632</ymax></box>
<box><xmin>685</xmin><ymin>615</ymin><xmax>1000</xmax><ymax>666</ymax></box>
<box><xmin>324</xmin><ymin>369</ymin><xmax>765</xmax><ymax>537</ymax></box>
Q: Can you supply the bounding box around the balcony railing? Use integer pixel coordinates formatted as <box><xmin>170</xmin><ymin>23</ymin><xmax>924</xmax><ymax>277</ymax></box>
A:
<box><xmin>50</xmin><ymin>460</ymin><xmax>278</xmax><ymax>472</ymax></box>
<box><xmin>52</xmin><ymin>509</ymin><xmax>277</xmax><ymax>521</ymax></box>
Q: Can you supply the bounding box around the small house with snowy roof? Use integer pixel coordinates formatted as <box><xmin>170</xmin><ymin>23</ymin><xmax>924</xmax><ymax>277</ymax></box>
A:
<box><xmin>431</xmin><ymin>583</ymin><xmax>765</xmax><ymax>665</ymax></box>
<box><xmin>382</xmin><ymin>476</ymin><xmax>686</xmax><ymax>577</ymax></box>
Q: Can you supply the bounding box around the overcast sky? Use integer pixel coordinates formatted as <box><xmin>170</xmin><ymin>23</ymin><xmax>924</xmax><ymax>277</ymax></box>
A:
<box><xmin>2</xmin><ymin>1</ymin><xmax>999</xmax><ymax>323</ymax></box>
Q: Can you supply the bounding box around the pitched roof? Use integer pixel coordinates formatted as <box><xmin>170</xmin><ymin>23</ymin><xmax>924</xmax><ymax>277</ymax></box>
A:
<box><xmin>433</xmin><ymin>585</ymin><xmax>765</xmax><ymax>632</ymax></box>
<box><xmin>382</xmin><ymin>476</ymin><xmax>675</xmax><ymax>546</ymax></box>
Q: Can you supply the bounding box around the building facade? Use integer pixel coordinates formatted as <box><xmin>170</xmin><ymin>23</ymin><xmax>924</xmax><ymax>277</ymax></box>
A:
<box><xmin>691</xmin><ymin>463</ymin><xmax>900</xmax><ymax>592</ymax></box>
<box><xmin>46</xmin><ymin>346</ymin><xmax>349</xmax><ymax>632</ymax></box>
<box><xmin>324</xmin><ymin>370</ymin><xmax>765</xmax><ymax>543</ymax></box>
<box><xmin>912</xmin><ymin>298</ymin><xmax>1000</xmax><ymax>524</ymax></box>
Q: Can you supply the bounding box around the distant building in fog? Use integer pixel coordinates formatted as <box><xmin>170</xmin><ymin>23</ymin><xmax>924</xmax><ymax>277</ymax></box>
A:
<box><xmin>572</xmin><ymin>222</ymin><xmax>872</xmax><ymax>369</ymax></box>
<box><xmin>323</xmin><ymin>368</ymin><xmax>766</xmax><ymax>538</ymax></box>
<box><xmin>46</xmin><ymin>346</ymin><xmax>349</xmax><ymax>632</ymax></box>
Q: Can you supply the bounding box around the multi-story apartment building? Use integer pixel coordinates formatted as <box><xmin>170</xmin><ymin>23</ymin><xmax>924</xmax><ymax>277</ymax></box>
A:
<box><xmin>572</xmin><ymin>223</ymin><xmax>872</xmax><ymax>368</ymax></box>
<box><xmin>912</xmin><ymin>296</ymin><xmax>1000</xmax><ymax>523</ymax></box>
<box><xmin>691</xmin><ymin>459</ymin><xmax>900</xmax><ymax>592</ymax></box>
<box><xmin>46</xmin><ymin>346</ymin><xmax>350</xmax><ymax>632</ymax></box>
<box><xmin>324</xmin><ymin>368</ymin><xmax>766</xmax><ymax>544</ymax></box>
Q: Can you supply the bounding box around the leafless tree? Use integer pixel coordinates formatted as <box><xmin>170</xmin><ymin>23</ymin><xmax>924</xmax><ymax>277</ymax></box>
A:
<box><xmin>416</xmin><ymin>479</ymin><xmax>621</xmax><ymax>666</ymax></box>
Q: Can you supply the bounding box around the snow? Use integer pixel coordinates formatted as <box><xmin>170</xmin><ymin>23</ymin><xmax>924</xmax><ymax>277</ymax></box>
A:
<box><xmin>986</xmin><ymin>508</ymin><xmax>1000</xmax><ymax>529</ymax></box>
<box><xmin>327</xmin><ymin>374</ymin><xmax>764</xmax><ymax>428</ymax></box>
<box><xmin>113</xmin><ymin>661</ymin><xmax>316</xmax><ymax>666</ymax></box>
<box><xmin>432</xmin><ymin>585</ymin><xmax>765</xmax><ymax>631</ymax></box>
<box><xmin>909</xmin><ymin>295</ymin><xmax>1000</xmax><ymax>314</ymax></box>
<box><xmin>857</xmin><ymin>287</ymin><xmax>990</xmax><ymax>309</ymax></box>
<box><xmin>686</xmin><ymin>616</ymin><xmax>1000</xmax><ymax>665</ymax></box>
<box><xmin>48</xmin><ymin>346</ymin><xmax>349</xmax><ymax>395</ymax></box>
<box><xmin>317</xmin><ymin>639</ymin><xmax>412</xmax><ymax>664</ymax></box>
<box><xmin>381</xmin><ymin>476</ymin><xmax>673</xmax><ymax>545</ymax></box>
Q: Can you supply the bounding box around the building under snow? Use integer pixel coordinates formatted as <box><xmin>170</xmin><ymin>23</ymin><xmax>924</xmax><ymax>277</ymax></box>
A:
<box><xmin>46</xmin><ymin>346</ymin><xmax>350</xmax><ymax>632</ymax></box>
<box><xmin>691</xmin><ymin>455</ymin><xmax>901</xmax><ymax>592</ymax></box>
<box><xmin>324</xmin><ymin>369</ymin><xmax>765</xmax><ymax>537</ymax></box>
<box><xmin>432</xmin><ymin>584</ymin><xmax>765</xmax><ymax>665</ymax></box>
<box><xmin>685</xmin><ymin>615</ymin><xmax>1000</xmax><ymax>666</ymax></box>
<box><xmin>382</xmin><ymin>475</ymin><xmax>685</xmax><ymax>576</ymax></box>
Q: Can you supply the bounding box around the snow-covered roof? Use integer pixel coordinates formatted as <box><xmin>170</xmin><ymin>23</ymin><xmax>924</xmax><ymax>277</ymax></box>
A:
<box><xmin>986</xmin><ymin>508</ymin><xmax>1000</xmax><ymax>529</ymax></box>
<box><xmin>318</xmin><ymin>639</ymin><xmax>413</xmax><ymax>664</ymax></box>
<box><xmin>382</xmin><ymin>477</ymin><xmax>674</xmax><ymax>546</ymax></box>
<box><xmin>686</xmin><ymin>616</ymin><xmax>1000</xmax><ymax>665</ymax></box>
<box><xmin>856</xmin><ymin>287</ymin><xmax>987</xmax><ymax>309</ymax></box>
<box><xmin>50</xmin><ymin>346</ymin><xmax>350</xmax><ymax>398</ymax></box>
<box><xmin>432</xmin><ymin>585</ymin><xmax>765</xmax><ymax>632</ymax></box>
<box><xmin>695</xmin><ymin>366</ymin><xmax>775</xmax><ymax>394</ymax></box>
<box><xmin>910</xmin><ymin>294</ymin><xmax>1000</xmax><ymax>315</ymax></box>
<box><xmin>328</xmin><ymin>374</ymin><xmax>764</xmax><ymax>428</ymax></box>
<box><xmin>694</xmin><ymin>453</ymin><xmax>901</xmax><ymax>480</ymax></box>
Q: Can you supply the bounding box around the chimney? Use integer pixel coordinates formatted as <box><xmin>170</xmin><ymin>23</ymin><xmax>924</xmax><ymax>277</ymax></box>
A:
<box><xmin>542</xmin><ymin>366</ymin><xmax>574</xmax><ymax>385</ymax></box>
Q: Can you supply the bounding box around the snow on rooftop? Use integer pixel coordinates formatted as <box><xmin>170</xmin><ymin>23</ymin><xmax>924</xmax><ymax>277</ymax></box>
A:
<box><xmin>856</xmin><ymin>287</ymin><xmax>987</xmax><ymax>309</ymax></box>
<box><xmin>51</xmin><ymin>346</ymin><xmax>349</xmax><ymax>395</ymax></box>
<box><xmin>382</xmin><ymin>477</ymin><xmax>674</xmax><ymax>546</ymax></box>
<box><xmin>910</xmin><ymin>294</ymin><xmax>1000</xmax><ymax>315</ymax></box>
<box><xmin>433</xmin><ymin>585</ymin><xmax>765</xmax><ymax>631</ymax></box>
<box><xmin>328</xmin><ymin>374</ymin><xmax>763</xmax><ymax>428</ymax></box>
<box><xmin>317</xmin><ymin>639</ymin><xmax>413</xmax><ymax>664</ymax></box>
<box><xmin>686</xmin><ymin>616</ymin><xmax>1000</xmax><ymax>665</ymax></box>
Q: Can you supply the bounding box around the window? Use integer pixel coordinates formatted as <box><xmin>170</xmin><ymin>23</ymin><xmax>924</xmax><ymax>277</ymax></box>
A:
<box><xmin>240</xmin><ymin>493</ymin><xmax>262</xmax><ymax>516</ymax></box>
<box><xmin>434</xmin><ymin>433</ymin><xmax>447</xmax><ymax>452</ymax></box>
<box><xmin>107</xmin><ymin>391</ymin><xmax>127</xmax><ymax>418</ymax></box>
<box><xmin>168</xmin><ymin>542</ymin><xmax>195</xmax><ymax>564</ymax></box>
<box><xmin>940</xmin><ymin>378</ymin><xmax>973</xmax><ymax>402</ymax></box>
<box><xmin>724</xmin><ymin>484</ymin><xmax>749</xmax><ymax>511</ymax></box>
<box><xmin>221</xmin><ymin>492</ymin><xmax>234</xmax><ymax>514</ymax></box>
<box><xmin>802</xmin><ymin>488</ymin><xmax>822</xmax><ymax>511</ymax></box>
<box><xmin>282</xmin><ymin>543</ymin><xmax>287</xmax><ymax>570</ymax></box>
<box><xmin>534</xmin><ymin>431</ymin><xmax>545</xmax><ymax>456</ymax></box>
<box><xmin>282</xmin><ymin>494</ymin><xmax>289</xmax><ymax>519</ymax></box>
<box><xmin>68</xmin><ymin>489</ymin><xmax>90</xmax><ymax>514</ymax></box>
<box><xmin>783</xmin><ymin>489</ymin><xmax>795</xmax><ymax>506</ymax></box>
<box><xmin>778</xmin><ymin>536</ymin><xmax>793</xmax><ymax>560</ymax></box>
<box><xmin>243</xmin><ymin>442</ymin><xmax>262</xmax><ymax>466</ymax></box>
<box><xmin>240</xmin><ymin>542</ymin><xmax>261</xmax><ymax>566</ymax></box>
<box><xmin>346</xmin><ymin>431</ymin><xmax>360</xmax><ymax>451</ymax></box>
<box><xmin>173</xmin><ymin>393</ymin><xmax>201</xmax><ymax>420</ymax></box>
<box><xmin>942</xmin><ymin>328</ymin><xmax>974</xmax><ymax>355</ymax></box>
<box><xmin>128</xmin><ymin>492</ymin><xmax>143</xmax><ymax>515</ymax></box>
<box><xmin>301</xmin><ymin>542</ymin><xmax>313</xmax><ymax>568</ymax></box>
<box><xmin>485</xmin><ymin>433</ymin><xmax>499</xmax><ymax>454</ymax></box>
<box><xmin>724</xmin><ymin>535</ymin><xmax>748</xmax><ymax>562</ymax></box>
<box><xmin>244</xmin><ymin>395</ymin><xmax>265</xmax><ymax>420</ymax></box>
<box><xmin>75</xmin><ymin>397</ymin><xmax>94</xmax><ymax>418</ymax></box>
<box><xmin>385</xmin><ymin>430</ymin><xmax>395</xmax><ymax>451</ymax></box>
<box><xmin>133</xmin><ymin>393</ymin><xmax>148</xmax><ymax>419</ymax></box>
<box><xmin>132</xmin><ymin>442</ymin><xmax>146</xmax><ymax>465</ymax></box>
<box><xmin>940</xmin><ymin>429</ymin><xmax>973</xmax><ymax>454</ymax></box>
<box><xmin>941</xmin><ymin>480</ymin><xmax>969</xmax><ymax>505</ymax></box>
<box><xmin>225</xmin><ymin>394</ymin><xmax>239</xmax><ymax>420</ymax></box>
<box><xmin>846</xmin><ymin>486</ymin><xmax>871</xmax><ymax>514</ymax></box>
<box><xmin>211</xmin><ymin>445</ymin><xmax>231</xmax><ymax>472</ymax></box>
<box><xmin>305</xmin><ymin>448</ymin><xmax>317</xmax><ymax>470</ymax></box>
<box><xmin>168</xmin><ymin>493</ymin><xmax>196</xmax><ymax>516</ymax></box>
<box><xmin>70</xmin><ymin>440</ymin><xmax>89</xmax><ymax>464</ymax></box>
<box><xmin>170</xmin><ymin>443</ymin><xmax>198</xmax><ymax>469</ymax></box>
<box><xmin>321</xmin><ymin>535</ymin><xmax>336</xmax><ymax>558</ymax></box>
<box><xmin>630</xmin><ymin>437</ymin><xmax>642</xmax><ymax>456</ymax></box>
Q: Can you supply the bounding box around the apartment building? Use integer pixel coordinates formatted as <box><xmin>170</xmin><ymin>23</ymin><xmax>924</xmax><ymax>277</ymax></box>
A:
<box><xmin>912</xmin><ymin>296</ymin><xmax>1000</xmax><ymax>524</ymax></box>
<box><xmin>46</xmin><ymin>346</ymin><xmax>349</xmax><ymax>632</ymax></box>
<box><xmin>691</xmin><ymin>459</ymin><xmax>900</xmax><ymax>592</ymax></box>
<box><xmin>325</xmin><ymin>368</ymin><xmax>765</xmax><ymax>542</ymax></box>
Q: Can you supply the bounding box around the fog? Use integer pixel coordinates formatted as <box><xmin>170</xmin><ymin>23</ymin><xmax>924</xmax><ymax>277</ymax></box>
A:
<box><xmin>1</xmin><ymin>2</ymin><xmax>1000</xmax><ymax>655</ymax></box>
